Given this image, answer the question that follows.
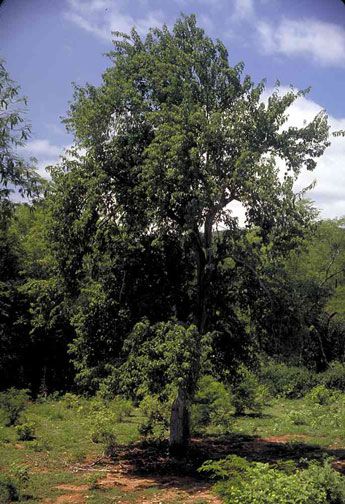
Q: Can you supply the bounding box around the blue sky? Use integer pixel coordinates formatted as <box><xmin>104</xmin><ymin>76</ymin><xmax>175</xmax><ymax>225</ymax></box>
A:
<box><xmin>1</xmin><ymin>0</ymin><xmax>345</xmax><ymax>218</ymax></box>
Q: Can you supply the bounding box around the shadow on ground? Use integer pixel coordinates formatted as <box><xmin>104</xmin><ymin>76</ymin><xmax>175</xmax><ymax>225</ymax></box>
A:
<box><xmin>101</xmin><ymin>433</ymin><xmax>345</xmax><ymax>476</ymax></box>
<box><xmin>63</xmin><ymin>435</ymin><xmax>345</xmax><ymax>504</ymax></box>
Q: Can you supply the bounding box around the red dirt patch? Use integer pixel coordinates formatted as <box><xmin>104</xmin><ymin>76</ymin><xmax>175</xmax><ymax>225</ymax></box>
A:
<box><xmin>54</xmin><ymin>495</ymin><xmax>85</xmax><ymax>504</ymax></box>
<box><xmin>259</xmin><ymin>435</ymin><xmax>311</xmax><ymax>444</ymax></box>
<box><xmin>55</xmin><ymin>484</ymin><xmax>88</xmax><ymax>492</ymax></box>
<box><xmin>97</xmin><ymin>470</ymin><xmax>222</xmax><ymax>503</ymax></box>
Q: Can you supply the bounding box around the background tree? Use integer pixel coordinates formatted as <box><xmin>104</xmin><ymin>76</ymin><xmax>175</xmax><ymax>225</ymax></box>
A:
<box><xmin>0</xmin><ymin>61</ymin><xmax>58</xmax><ymax>393</ymax></box>
<box><xmin>50</xmin><ymin>15</ymin><xmax>330</xmax><ymax>452</ymax></box>
<box><xmin>0</xmin><ymin>59</ymin><xmax>41</xmax><ymax>209</ymax></box>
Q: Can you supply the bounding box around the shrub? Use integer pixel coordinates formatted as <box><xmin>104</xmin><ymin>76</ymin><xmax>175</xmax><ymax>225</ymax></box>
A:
<box><xmin>101</xmin><ymin>432</ymin><xmax>117</xmax><ymax>457</ymax></box>
<box><xmin>260</xmin><ymin>362</ymin><xmax>317</xmax><ymax>398</ymax></box>
<box><xmin>113</xmin><ymin>397</ymin><xmax>134</xmax><ymax>422</ymax></box>
<box><xmin>28</xmin><ymin>440</ymin><xmax>50</xmax><ymax>452</ymax></box>
<box><xmin>232</xmin><ymin>366</ymin><xmax>267</xmax><ymax>416</ymax></box>
<box><xmin>321</xmin><ymin>362</ymin><xmax>345</xmax><ymax>392</ymax></box>
<box><xmin>90</xmin><ymin>409</ymin><xmax>117</xmax><ymax>444</ymax></box>
<box><xmin>61</xmin><ymin>393</ymin><xmax>81</xmax><ymax>410</ymax></box>
<box><xmin>0</xmin><ymin>389</ymin><xmax>30</xmax><ymax>426</ymax></box>
<box><xmin>199</xmin><ymin>456</ymin><xmax>345</xmax><ymax>504</ymax></box>
<box><xmin>306</xmin><ymin>385</ymin><xmax>336</xmax><ymax>406</ymax></box>
<box><xmin>90</xmin><ymin>417</ymin><xmax>117</xmax><ymax>457</ymax></box>
<box><xmin>0</xmin><ymin>474</ymin><xmax>19</xmax><ymax>503</ymax></box>
<box><xmin>191</xmin><ymin>376</ymin><xmax>232</xmax><ymax>432</ymax></box>
<box><xmin>138</xmin><ymin>395</ymin><xmax>170</xmax><ymax>440</ymax></box>
<box><xmin>15</xmin><ymin>422</ymin><xmax>36</xmax><ymax>441</ymax></box>
<box><xmin>287</xmin><ymin>409</ymin><xmax>310</xmax><ymax>426</ymax></box>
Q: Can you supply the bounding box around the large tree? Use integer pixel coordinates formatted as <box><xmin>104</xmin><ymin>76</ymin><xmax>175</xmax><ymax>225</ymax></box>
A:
<box><xmin>0</xmin><ymin>60</ymin><xmax>43</xmax><ymax>390</ymax></box>
<box><xmin>51</xmin><ymin>15</ymin><xmax>329</xmax><ymax>452</ymax></box>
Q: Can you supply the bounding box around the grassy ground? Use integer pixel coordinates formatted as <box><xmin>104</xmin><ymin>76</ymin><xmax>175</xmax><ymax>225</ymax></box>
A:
<box><xmin>1</xmin><ymin>393</ymin><xmax>345</xmax><ymax>503</ymax></box>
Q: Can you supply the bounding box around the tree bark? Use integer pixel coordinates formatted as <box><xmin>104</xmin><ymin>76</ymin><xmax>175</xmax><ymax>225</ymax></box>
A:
<box><xmin>169</xmin><ymin>388</ymin><xmax>190</xmax><ymax>456</ymax></box>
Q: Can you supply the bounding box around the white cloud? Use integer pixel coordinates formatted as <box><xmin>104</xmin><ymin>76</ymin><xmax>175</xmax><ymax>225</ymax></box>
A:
<box><xmin>257</xmin><ymin>18</ymin><xmax>345</xmax><ymax>67</ymax></box>
<box><xmin>228</xmin><ymin>90</ymin><xmax>345</xmax><ymax>222</ymax></box>
<box><xmin>24</xmin><ymin>139</ymin><xmax>63</xmax><ymax>158</ymax></box>
<box><xmin>20</xmin><ymin>139</ymin><xmax>70</xmax><ymax>177</ymax></box>
<box><xmin>232</xmin><ymin>0</ymin><xmax>254</xmax><ymax>21</ymax></box>
<box><xmin>64</xmin><ymin>0</ymin><xmax>166</xmax><ymax>41</ymax></box>
<box><xmin>267</xmin><ymin>89</ymin><xmax>345</xmax><ymax>219</ymax></box>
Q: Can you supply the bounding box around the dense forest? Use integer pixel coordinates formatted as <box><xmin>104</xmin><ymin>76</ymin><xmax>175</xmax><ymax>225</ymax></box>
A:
<box><xmin>2</xmin><ymin>14</ymin><xmax>345</xmax><ymax>504</ymax></box>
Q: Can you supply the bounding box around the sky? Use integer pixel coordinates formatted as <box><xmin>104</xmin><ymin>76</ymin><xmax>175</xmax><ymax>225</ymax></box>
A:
<box><xmin>1</xmin><ymin>0</ymin><xmax>345</xmax><ymax>219</ymax></box>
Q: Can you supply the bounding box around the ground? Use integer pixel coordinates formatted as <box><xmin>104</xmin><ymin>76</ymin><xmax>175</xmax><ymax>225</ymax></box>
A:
<box><xmin>1</xmin><ymin>395</ymin><xmax>345</xmax><ymax>502</ymax></box>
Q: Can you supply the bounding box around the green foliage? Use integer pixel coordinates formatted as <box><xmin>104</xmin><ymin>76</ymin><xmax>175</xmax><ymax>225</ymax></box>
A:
<box><xmin>87</xmin><ymin>397</ymin><xmax>130</xmax><ymax>455</ymax></box>
<box><xmin>199</xmin><ymin>456</ymin><xmax>345</xmax><ymax>504</ymax></box>
<box><xmin>287</xmin><ymin>409</ymin><xmax>310</xmax><ymax>426</ymax></box>
<box><xmin>306</xmin><ymin>385</ymin><xmax>336</xmax><ymax>406</ymax></box>
<box><xmin>0</xmin><ymin>59</ymin><xmax>41</xmax><ymax>204</ymax></box>
<box><xmin>50</xmin><ymin>15</ymin><xmax>330</xmax><ymax>425</ymax></box>
<box><xmin>61</xmin><ymin>393</ymin><xmax>81</xmax><ymax>410</ymax></box>
<box><xmin>120</xmin><ymin>320</ymin><xmax>203</xmax><ymax>400</ymax></box>
<box><xmin>232</xmin><ymin>366</ymin><xmax>267</xmax><ymax>415</ymax></box>
<box><xmin>260</xmin><ymin>362</ymin><xmax>317</xmax><ymax>398</ymax></box>
<box><xmin>138</xmin><ymin>395</ymin><xmax>171</xmax><ymax>440</ymax></box>
<box><xmin>321</xmin><ymin>362</ymin><xmax>345</xmax><ymax>391</ymax></box>
<box><xmin>0</xmin><ymin>389</ymin><xmax>29</xmax><ymax>426</ymax></box>
<box><xmin>0</xmin><ymin>474</ymin><xmax>19</xmax><ymax>503</ymax></box>
<box><xmin>191</xmin><ymin>375</ymin><xmax>233</xmax><ymax>433</ymax></box>
<box><xmin>113</xmin><ymin>397</ymin><xmax>134</xmax><ymax>423</ymax></box>
<box><xmin>15</xmin><ymin>422</ymin><xmax>36</xmax><ymax>441</ymax></box>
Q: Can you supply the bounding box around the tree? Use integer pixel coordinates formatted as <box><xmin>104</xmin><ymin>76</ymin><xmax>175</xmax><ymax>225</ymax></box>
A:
<box><xmin>52</xmin><ymin>15</ymin><xmax>330</xmax><ymax>453</ymax></box>
<box><xmin>0</xmin><ymin>61</ymin><xmax>43</xmax><ymax>390</ymax></box>
<box><xmin>0</xmin><ymin>59</ymin><xmax>41</xmax><ymax>209</ymax></box>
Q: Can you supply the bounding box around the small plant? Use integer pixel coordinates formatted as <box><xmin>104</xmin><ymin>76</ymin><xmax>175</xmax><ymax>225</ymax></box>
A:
<box><xmin>62</xmin><ymin>393</ymin><xmax>81</xmax><ymax>410</ymax></box>
<box><xmin>15</xmin><ymin>422</ymin><xmax>36</xmax><ymax>441</ymax></box>
<box><xmin>28</xmin><ymin>440</ymin><xmax>50</xmax><ymax>452</ymax></box>
<box><xmin>321</xmin><ymin>361</ymin><xmax>345</xmax><ymax>392</ymax></box>
<box><xmin>199</xmin><ymin>456</ymin><xmax>345</xmax><ymax>504</ymax></box>
<box><xmin>0</xmin><ymin>389</ymin><xmax>30</xmax><ymax>426</ymax></box>
<box><xmin>102</xmin><ymin>432</ymin><xmax>117</xmax><ymax>457</ymax></box>
<box><xmin>0</xmin><ymin>474</ymin><xmax>19</xmax><ymax>503</ymax></box>
<box><xmin>287</xmin><ymin>409</ymin><xmax>309</xmax><ymax>426</ymax></box>
<box><xmin>232</xmin><ymin>366</ymin><xmax>267</xmax><ymax>416</ymax></box>
<box><xmin>306</xmin><ymin>385</ymin><xmax>335</xmax><ymax>405</ymax></box>
<box><xmin>138</xmin><ymin>395</ymin><xmax>170</xmax><ymax>440</ymax></box>
<box><xmin>89</xmin><ymin>407</ymin><xmax>118</xmax><ymax>457</ymax></box>
<box><xmin>191</xmin><ymin>376</ymin><xmax>232</xmax><ymax>433</ymax></box>
<box><xmin>113</xmin><ymin>397</ymin><xmax>134</xmax><ymax>422</ymax></box>
<box><xmin>10</xmin><ymin>464</ymin><xmax>30</xmax><ymax>486</ymax></box>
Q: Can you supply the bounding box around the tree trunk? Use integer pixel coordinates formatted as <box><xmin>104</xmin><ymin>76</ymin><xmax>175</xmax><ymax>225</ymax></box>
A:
<box><xmin>169</xmin><ymin>388</ymin><xmax>190</xmax><ymax>456</ymax></box>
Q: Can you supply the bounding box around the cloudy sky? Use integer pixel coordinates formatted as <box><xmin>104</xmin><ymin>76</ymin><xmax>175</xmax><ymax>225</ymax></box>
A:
<box><xmin>1</xmin><ymin>0</ymin><xmax>345</xmax><ymax>218</ymax></box>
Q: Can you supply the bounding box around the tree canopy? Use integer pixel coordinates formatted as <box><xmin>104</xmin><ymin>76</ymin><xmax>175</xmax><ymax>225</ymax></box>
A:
<box><xmin>44</xmin><ymin>15</ymin><xmax>331</xmax><ymax>452</ymax></box>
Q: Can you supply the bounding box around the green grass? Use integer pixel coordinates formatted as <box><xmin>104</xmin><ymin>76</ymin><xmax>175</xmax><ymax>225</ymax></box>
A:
<box><xmin>229</xmin><ymin>396</ymin><xmax>345</xmax><ymax>447</ymax></box>
<box><xmin>0</xmin><ymin>395</ymin><xmax>144</xmax><ymax>502</ymax></box>
<box><xmin>1</xmin><ymin>393</ymin><xmax>345</xmax><ymax>502</ymax></box>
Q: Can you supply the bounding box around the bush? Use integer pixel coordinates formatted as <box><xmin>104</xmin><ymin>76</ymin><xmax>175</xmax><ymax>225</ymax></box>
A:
<box><xmin>61</xmin><ymin>393</ymin><xmax>81</xmax><ymax>410</ymax></box>
<box><xmin>305</xmin><ymin>385</ymin><xmax>336</xmax><ymax>406</ymax></box>
<box><xmin>15</xmin><ymin>422</ymin><xmax>36</xmax><ymax>441</ymax></box>
<box><xmin>113</xmin><ymin>397</ymin><xmax>134</xmax><ymax>422</ymax></box>
<box><xmin>321</xmin><ymin>362</ymin><xmax>345</xmax><ymax>392</ymax></box>
<box><xmin>0</xmin><ymin>389</ymin><xmax>30</xmax><ymax>426</ymax></box>
<box><xmin>199</xmin><ymin>456</ymin><xmax>345</xmax><ymax>504</ymax></box>
<box><xmin>287</xmin><ymin>409</ymin><xmax>310</xmax><ymax>426</ymax></box>
<box><xmin>90</xmin><ymin>409</ymin><xmax>117</xmax><ymax>444</ymax></box>
<box><xmin>191</xmin><ymin>376</ymin><xmax>232</xmax><ymax>432</ymax></box>
<box><xmin>0</xmin><ymin>474</ymin><xmax>19</xmax><ymax>503</ymax></box>
<box><xmin>138</xmin><ymin>395</ymin><xmax>170</xmax><ymax>440</ymax></box>
<box><xmin>232</xmin><ymin>366</ymin><xmax>267</xmax><ymax>416</ymax></box>
<box><xmin>260</xmin><ymin>362</ymin><xmax>317</xmax><ymax>398</ymax></box>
